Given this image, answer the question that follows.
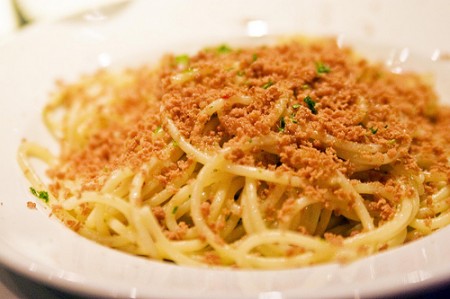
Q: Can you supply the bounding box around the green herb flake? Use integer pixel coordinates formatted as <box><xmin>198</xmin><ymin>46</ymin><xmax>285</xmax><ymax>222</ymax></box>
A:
<box><xmin>30</xmin><ymin>187</ymin><xmax>49</xmax><ymax>203</ymax></box>
<box><xmin>175</xmin><ymin>54</ymin><xmax>190</xmax><ymax>66</ymax></box>
<box><xmin>172</xmin><ymin>206</ymin><xmax>179</xmax><ymax>214</ymax></box>
<box><xmin>292</xmin><ymin>103</ymin><xmax>301</xmax><ymax>109</ymax></box>
<box><xmin>252</xmin><ymin>53</ymin><xmax>258</xmax><ymax>62</ymax></box>
<box><xmin>369</xmin><ymin>127</ymin><xmax>378</xmax><ymax>134</ymax></box>
<box><xmin>388</xmin><ymin>139</ymin><xmax>397</xmax><ymax>145</ymax></box>
<box><xmin>278</xmin><ymin>117</ymin><xmax>286</xmax><ymax>132</ymax></box>
<box><xmin>301</xmin><ymin>84</ymin><xmax>311</xmax><ymax>90</ymax></box>
<box><xmin>182</xmin><ymin>67</ymin><xmax>195</xmax><ymax>74</ymax></box>
<box><xmin>290</xmin><ymin>113</ymin><xmax>298</xmax><ymax>124</ymax></box>
<box><xmin>303</xmin><ymin>96</ymin><xmax>317</xmax><ymax>114</ymax></box>
<box><xmin>262</xmin><ymin>80</ymin><xmax>274</xmax><ymax>89</ymax></box>
<box><xmin>153</xmin><ymin>126</ymin><xmax>162</xmax><ymax>134</ymax></box>
<box><xmin>316</xmin><ymin>61</ymin><xmax>331</xmax><ymax>74</ymax></box>
<box><xmin>217</xmin><ymin>44</ymin><xmax>232</xmax><ymax>54</ymax></box>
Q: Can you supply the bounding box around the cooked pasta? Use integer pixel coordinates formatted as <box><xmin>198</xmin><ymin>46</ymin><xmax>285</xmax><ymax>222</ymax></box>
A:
<box><xmin>18</xmin><ymin>38</ymin><xmax>450</xmax><ymax>269</ymax></box>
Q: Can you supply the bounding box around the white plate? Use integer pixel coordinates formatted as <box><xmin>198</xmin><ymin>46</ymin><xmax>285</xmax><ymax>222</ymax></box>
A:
<box><xmin>1</xmin><ymin>0</ymin><xmax>450</xmax><ymax>298</ymax></box>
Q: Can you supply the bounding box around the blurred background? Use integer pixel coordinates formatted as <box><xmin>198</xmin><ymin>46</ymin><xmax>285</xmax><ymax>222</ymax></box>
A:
<box><xmin>0</xmin><ymin>0</ymin><xmax>18</xmax><ymax>39</ymax></box>
<box><xmin>0</xmin><ymin>0</ymin><xmax>124</xmax><ymax>41</ymax></box>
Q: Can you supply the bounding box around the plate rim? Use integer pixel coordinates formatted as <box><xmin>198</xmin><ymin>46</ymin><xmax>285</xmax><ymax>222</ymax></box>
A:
<box><xmin>1</xmin><ymin>1</ymin><xmax>450</xmax><ymax>298</ymax></box>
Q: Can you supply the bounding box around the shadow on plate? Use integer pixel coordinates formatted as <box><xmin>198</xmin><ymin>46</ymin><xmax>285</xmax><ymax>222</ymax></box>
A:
<box><xmin>1</xmin><ymin>265</ymin><xmax>450</xmax><ymax>299</ymax></box>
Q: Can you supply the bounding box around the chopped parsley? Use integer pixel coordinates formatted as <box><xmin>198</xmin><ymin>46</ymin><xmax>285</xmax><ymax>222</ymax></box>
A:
<box><xmin>153</xmin><ymin>126</ymin><xmax>162</xmax><ymax>134</ymax></box>
<box><xmin>175</xmin><ymin>54</ymin><xmax>190</xmax><ymax>66</ymax></box>
<box><xmin>278</xmin><ymin>117</ymin><xmax>286</xmax><ymax>132</ymax></box>
<box><xmin>182</xmin><ymin>67</ymin><xmax>195</xmax><ymax>74</ymax></box>
<box><xmin>172</xmin><ymin>206</ymin><xmax>179</xmax><ymax>214</ymax></box>
<box><xmin>369</xmin><ymin>127</ymin><xmax>378</xmax><ymax>134</ymax></box>
<box><xmin>252</xmin><ymin>53</ymin><xmax>258</xmax><ymax>62</ymax></box>
<box><xmin>289</xmin><ymin>113</ymin><xmax>298</xmax><ymax>124</ymax></box>
<box><xmin>316</xmin><ymin>61</ymin><xmax>331</xmax><ymax>74</ymax></box>
<box><xmin>303</xmin><ymin>95</ymin><xmax>317</xmax><ymax>114</ymax></box>
<box><xmin>30</xmin><ymin>187</ymin><xmax>49</xmax><ymax>203</ymax></box>
<box><xmin>292</xmin><ymin>103</ymin><xmax>301</xmax><ymax>109</ymax></box>
<box><xmin>262</xmin><ymin>80</ymin><xmax>274</xmax><ymax>89</ymax></box>
<box><xmin>301</xmin><ymin>84</ymin><xmax>311</xmax><ymax>90</ymax></box>
<box><xmin>217</xmin><ymin>44</ymin><xmax>232</xmax><ymax>54</ymax></box>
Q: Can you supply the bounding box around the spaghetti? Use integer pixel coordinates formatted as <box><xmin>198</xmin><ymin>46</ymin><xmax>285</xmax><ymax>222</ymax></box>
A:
<box><xmin>18</xmin><ymin>38</ymin><xmax>450</xmax><ymax>269</ymax></box>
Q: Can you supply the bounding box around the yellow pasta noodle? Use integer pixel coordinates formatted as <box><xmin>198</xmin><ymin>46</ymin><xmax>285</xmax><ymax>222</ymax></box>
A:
<box><xmin>18</xmin><ymin>38</ymin><xmax>450</xmax><ymax>269</ymax></box>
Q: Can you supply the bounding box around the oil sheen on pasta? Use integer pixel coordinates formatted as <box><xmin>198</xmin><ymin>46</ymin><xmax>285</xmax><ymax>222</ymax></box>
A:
<box><xmin>18</xmin><ymin>38</ymin><xmax>450</xmax><ymax>269</ymax></box>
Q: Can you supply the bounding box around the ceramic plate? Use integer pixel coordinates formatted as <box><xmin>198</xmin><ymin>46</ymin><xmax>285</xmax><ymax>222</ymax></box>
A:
<box><xmin>1</xmin><ymin>0</ymin><xmax>450</xmax><ymax>298</ymax></box>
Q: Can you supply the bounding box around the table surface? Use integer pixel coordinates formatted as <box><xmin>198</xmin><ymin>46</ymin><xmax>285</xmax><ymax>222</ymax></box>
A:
<box><xmin>0</xmin><ymin>266</ymin><xmax>81</xmax><ymax>299</ymax></box>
